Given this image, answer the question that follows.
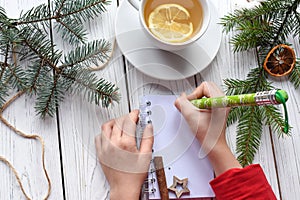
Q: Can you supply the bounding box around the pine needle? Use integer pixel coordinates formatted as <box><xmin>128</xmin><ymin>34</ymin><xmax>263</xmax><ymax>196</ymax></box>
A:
<box><xmin>0</xmin><ymin>0</ymin><xmax>118</xmax><ymax>117</ymax></box>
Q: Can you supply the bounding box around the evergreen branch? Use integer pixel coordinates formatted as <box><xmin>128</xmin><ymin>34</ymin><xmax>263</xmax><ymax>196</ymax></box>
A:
<box><xmin>292</xmin><ymin>10</ymin><xmax>300</xmax><ymax>38</ymax></box>
<box><xmin>224</xmin><ymin>79</ymin><xmax>253</xmax><ymax>95</ymax></box>
<box><xmin>0</xmin><ymin>81</ymin><xmax>8</xmax><ymax>108</ymax></box>
<box><xmin>226</xmin><ymin>106</ymin><xmax>244</xmax><ymax>126</ymax></box>
<box><xmin>55</xmin><ymin>17</ymin><xmax>87</xmax><ymax>44</ymax></box>
<box><xmin>55</xmin><ymin>0</ymin><xmax>109</xmax><ymax>23</ymax></box>
<box><xmin>20</xmin><ymin>26</ymin><xmax>62</xmax><ymax>72</ymax></box>
<box><xmin>220</xmin><ymin>0</ymin><xmax>283</xmax><ymax>33</ymax></box>
<box><xmin>0</xmin><ymin>62</ymin><xmax>9</xmax><ymax>107</ymax></box>
<box><xmin>61</xmin><ymin>66</ymin><xmax>120</xmax><ymax>107</ymax></box>
<box><xmin>4</xmin><ymin>64</ymin><xmax>26</xmax><ymax>90</ymax></box>
<box><xmin>269</xmin><ymin>0</ymin><xmax>299</xmax><ymax>48</ymax></box>
<box><xmin>0</xmin><ymin>6</ymin><xmax>8</xmax><ymax>29</ymax></box>
<box><xmin>0</xmin><ymin>0</ymin><xmax>119</xmax><ymax>117</ymax></box>
<box><xmin>289</xmin><ymin>61</ymin><xmax>300</xmax><ymax>88</ymax></box>
<box><xmin>0</xmin><ymin>44</ymin><xmax>10</xmax><ymax>81</ymax></box>
<box><xmin>225</xmin><ymin>68</ymin><xmax>272</xmax><ymax>95</ymax></box>
<box><xmin>25</xmin><ymin>59</ymin><xmax>51</xmax><ymax>93</ymax></box>
<box><xmin>262</xmin><ymin>105</ymin><xmax>291</xmax><ymax>137</ymax></box>
<box><xmin>221</xmin><ymin>0</ymin><xmax>300</xmax><ymax>52</ymax></box>
<box><xmin>56</xmin><ymin>0</ymin><xmax>67</xmax><ymax>14</ymax></box>
<box><xmin>61</xmin><ymin>40</ymin><xmax>111</xmax><ymax>68</ymax></box>
<box><xmin>247</xmin><ymin>67</ymin><xmax>273</xmax><ymax>92</ymax></box>
<box><xmin>96</xmin><ymin>78</ymin><xmax>120</xmax><ymax>107</ymax></box>
<box><xmin>35</xmin><ymin>74</ymin><xmax>64</xmax><ymax>118</ymax></box>
<box><xmin>0</xmin><ymin>6</ymin><xmax>6</xmax><ymax>19</ymax></box>
<box><xmin>236</xmin><ymin>106</ymin><xmax>263</xmax><ymax>166</ymax></box>
<box><xmin>0</xmin><ymin>28</ymin><xmax>22</xmax><ymax>62</ymax></box>
<box><xmin>14</xmin><ymin>0</ymin><xmax>109</xmax><ymax>26</ymax></box>
<box><xmin>0</xmin><ymin>62</ymin><xmax>5</xmax><ymax>81</ymax></box>
<box><xmin>15</xmin><ymin>4</ymin><xmax>50</xmax><ymax>26</ymax></box>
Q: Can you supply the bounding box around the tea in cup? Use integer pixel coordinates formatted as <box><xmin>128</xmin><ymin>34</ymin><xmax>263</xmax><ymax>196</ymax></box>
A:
<box><xmin>129</xmin><ymin>0</ymin><xmax>210</xmax><ymax>51</ymax></box>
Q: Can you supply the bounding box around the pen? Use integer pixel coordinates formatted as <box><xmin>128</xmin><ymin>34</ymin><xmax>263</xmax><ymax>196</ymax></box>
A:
<box><xmin>190</xmin><ymin>89</ymin><xmax>289</xmax><ymax>133</ymax></box>
<box><xmin>190</xmin><ymin>89</ymin><xmax>288</xmax><ymax>109</ymax></box>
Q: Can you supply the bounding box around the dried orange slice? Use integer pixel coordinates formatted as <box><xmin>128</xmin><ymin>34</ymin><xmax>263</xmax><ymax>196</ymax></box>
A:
<box><xmin>263</xmin><ymin>44</ymin><xmax>296</xmax><ymax>77</ymax></box>
<box><xmin>148</xmin><ymin>4</ymin><xmax>193</xmax><ymax>43</ymax></box>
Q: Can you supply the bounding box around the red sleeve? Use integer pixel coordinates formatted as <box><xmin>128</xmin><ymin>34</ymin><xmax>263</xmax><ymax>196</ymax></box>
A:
<box><xmin>209</xmin><ymin>164</ymin><xmax>277</xmax><ymax>200</ymax></box>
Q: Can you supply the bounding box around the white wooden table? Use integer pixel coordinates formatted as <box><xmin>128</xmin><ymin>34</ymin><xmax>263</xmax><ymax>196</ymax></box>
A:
<box><xmin>1</xmin><ymin>0</ymin><xmax>299</xmax><ymax>199</ymax></box>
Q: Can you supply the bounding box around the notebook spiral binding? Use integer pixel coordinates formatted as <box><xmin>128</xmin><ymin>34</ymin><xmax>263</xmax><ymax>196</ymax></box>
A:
<box><xmin>137</xmin><ymin>100</ymin><xmax>156</xmax><ymax>200</ymax></box>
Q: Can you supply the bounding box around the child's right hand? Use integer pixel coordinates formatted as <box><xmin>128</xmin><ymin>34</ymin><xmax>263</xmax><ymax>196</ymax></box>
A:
<box><xmin>174</xmin><ymin>81</ymin><xmax>230</xmax><ymax>155</ymax></box>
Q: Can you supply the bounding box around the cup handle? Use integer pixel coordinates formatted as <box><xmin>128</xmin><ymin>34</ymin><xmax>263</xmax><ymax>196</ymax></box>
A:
<box><xmin>128</xmin><ymin>0</ymin><xmax>140</xmax><ymax>10</ymax></box>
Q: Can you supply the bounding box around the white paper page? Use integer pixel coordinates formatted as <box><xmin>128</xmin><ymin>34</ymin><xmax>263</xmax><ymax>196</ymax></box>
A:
<box><xmin>141</xmin><ymin>95</ymin><xmax>215</xmax><ymax>199</ymax></box>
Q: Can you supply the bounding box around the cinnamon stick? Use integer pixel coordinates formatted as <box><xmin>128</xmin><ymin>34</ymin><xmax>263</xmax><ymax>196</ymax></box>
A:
<box><xmin>153</xmin><ymin>156</ymin><xmax>169</xmax><ymax>200</ymax></box>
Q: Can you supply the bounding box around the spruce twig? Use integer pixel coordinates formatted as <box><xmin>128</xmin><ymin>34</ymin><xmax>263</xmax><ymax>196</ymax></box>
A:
<box><xmin>0</xmin><ymin>0</ymin><xmax>119</xmax><ymax>117</ymax></box>
<box><xmin>221</xmin><ymin>0</ymin><xmax>299</xmax><ymax>166</ymax></box>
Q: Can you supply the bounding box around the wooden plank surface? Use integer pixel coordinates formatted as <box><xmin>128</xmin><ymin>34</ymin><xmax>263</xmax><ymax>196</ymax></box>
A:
<box><xmin>55</xmin><ymin>0</ymin><xmax>130</xmax><ymax>199</ymax></box>
<box><xmin>1</xmin><ymin>0</ymin><xmax>300</xmax><ymax>199</ymax></box>
<box><xmin>0</xmin><ymin>0</ymin><xmax>64</xmax><ymax>199</ymax></box>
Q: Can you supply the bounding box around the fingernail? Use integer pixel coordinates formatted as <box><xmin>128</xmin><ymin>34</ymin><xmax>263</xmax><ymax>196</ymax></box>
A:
<box><xmin>146</xmin><ymin>123</ymin><xmax>153</xmax><ymax>129</ymax></box>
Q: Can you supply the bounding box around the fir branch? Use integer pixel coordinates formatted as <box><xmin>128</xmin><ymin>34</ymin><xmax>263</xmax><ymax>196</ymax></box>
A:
<box><xmin>11</xmin><ymin>0</ymin><xmax>110</xmax><ymax>46</ymax></box>
<box><xmin>226</xmin><ymin>106</ymin><xmax>244</xmax><ymax>127</ymax></box>
<box><xmin>0</xmin><ymin>62</ymin><xmax>5</xmax><ymax>81</ymax></box>
<box><xmin>0</xmin><ymin>6</ymin><xmax>6</xmax><ymax>19</ymax></box>
<box><xmin>225</xmin><ymin>68</ymin><xmax>272</xmax><ymax>95</ymax></box>
<box><xmin>224</xmin><ymin>79</ymin><xmax>253</xmax><ymax>95</ymax></box>
<box><xmin>270</xmin><ymin>0</ymin><xmax>300</xmax><ymax>47</ymax></box>
<box><xmin>221</xmin><ymin>0</ymin><xmax>283</xmax><ymax>33</ymax></box>
<box><xmin>20</xmin><ymin>26</ymin><xmax>62</xmax><ymax>72</ymax></box>
<box><xmin>236</xmin><ymin>106</ymin><xmax>263</xmax><ymax>166</ymax></box>
<box><xmin>0</xmin><ymin>1</ymin><xmax>118</xmax><ymax>117</ymax></box>
<box><xmin>54</xmin><ymin>0</ymin><xmax>109</xmax><ymax>23</ymax></box>
<box><xmin>61</xmin><ymin>66</ymin><xmax>120</xmax><ymax>107</ymax></box>
<box><xmin>35</xmin><ymin>74</ymin><xmax>64</xmax><ymax>118</ymax></box>
<box><xmin>55</xmin><ymin>17</ymin><xmax>87</xmax><ymax>45</ymax></box>
<box><xmin>0</xmin><ymin>63</ymin><xmax>9</xmax><ymax>108</ymax></box>
<box><xmin>96</xmin><ymin>78</ymin><xmax>120</xmax><ymax>107</ymax></box>
<box><xmin>246</xmin><ymin>67</ymin><xmax>272</xmax><ymax>92</ymax></box>
<box><xmin>56</xmin><ymin>0</ymin><xmax>67</xmax><ymax>14</ymax></box>
<box><xmin>61</xmin><ymin>40</ymin><xmax>111</xmax><ymax>68</ymax></box>
<box><xmin>292</xmin><ymin>9</ymin><xmax>300</xmax><ymax>37</ymax></box>
<box><xmin>221</xmin><ymin>0</ymin><xmax>300</xmax><ymax>53</ymax></box>
<box><xmin>14</xmin><ymin>0</ymin><xmax>109</xmax><ymax>26</ymax></box>
<box><xmin>289</xmin><ymin>61</ymin><xmax>300</xmax><ymax>88</ymax></box>
<box><xmin>16</xmin><ymin>3</ymin><xmax>50</xmax><ymax>26</ymax></box>
<box><xmin>25</xmin><ymin>59</ymin><xmax>52</xmax><ymax>93</ymax></box>
<box><xmin>230</xmin><ymin>19</ymin><xmax>272</xmax><ymax>52</ymax></box>
<box><xmin>4</xmin><ymin>64</ymin><xmax>26</xmax><ymax>90</ymax></box>
<box><xmin>0</xmin><ymin>83</ymin><xmax>8</xmax><ymax>108</ymax></box>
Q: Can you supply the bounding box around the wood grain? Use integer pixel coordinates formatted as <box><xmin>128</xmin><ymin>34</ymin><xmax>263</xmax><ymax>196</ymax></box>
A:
<box><xmin>0</xmin><ymin>0</ymin><xmax>64</xmax><ymax>199</ymax></box>
<box><xmin>1</xmin><ymin>0</ymin><xmax>300</xmax><ymax>199</ymax></box>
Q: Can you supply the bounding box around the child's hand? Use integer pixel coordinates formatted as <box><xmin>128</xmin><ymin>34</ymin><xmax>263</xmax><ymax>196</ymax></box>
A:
<box><xmin>95</xmin><ymin>110</ymin><xmax>154</xmax><ymax>200</ymax></box>
<box><xmin>174</xmin><ymin>82</ymin><xmax>229</xmax><ymax>154</ymax></box>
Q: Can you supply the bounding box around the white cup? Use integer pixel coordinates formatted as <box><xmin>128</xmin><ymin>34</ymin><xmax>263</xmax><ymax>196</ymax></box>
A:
<box><xmin>128</xmin><ymin>0</ymin><xmax>210</xmax><ymax>51</ymax></box>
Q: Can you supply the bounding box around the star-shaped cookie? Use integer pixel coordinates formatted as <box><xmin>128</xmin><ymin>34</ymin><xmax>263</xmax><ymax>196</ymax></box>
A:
<box><xmin>168</xmin><ymin>176</ymin><xmax>190</xmax><ymax>198</ymax></box>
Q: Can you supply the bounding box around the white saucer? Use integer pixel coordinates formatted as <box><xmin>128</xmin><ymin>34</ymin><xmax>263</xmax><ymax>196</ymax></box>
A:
<box><xmin>115</xmin><ymin>0</ymin><xmax>222</xmax><ymax>80</ymax></box>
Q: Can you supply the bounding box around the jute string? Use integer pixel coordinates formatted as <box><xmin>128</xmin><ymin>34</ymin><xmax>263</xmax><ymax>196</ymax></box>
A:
<box><xmin>0</xmin><ymin>92</ymin><xmax>52</xmax><ymax>200</ymax></box>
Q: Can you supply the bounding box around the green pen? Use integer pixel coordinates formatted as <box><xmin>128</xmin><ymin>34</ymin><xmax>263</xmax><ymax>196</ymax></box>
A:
<box><xmin>190</xmin><ymin>89</ymin><xmax>289</xmax><ymax>133</ymax></box>
<box><xmin>190</xmin><ymin>89</ymin><xmax>288</xmax><ymax>108</ymax></box>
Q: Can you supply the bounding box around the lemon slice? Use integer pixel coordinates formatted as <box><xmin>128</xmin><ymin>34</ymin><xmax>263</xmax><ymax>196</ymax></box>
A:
<box><xmin>148</xmin><ymin>4</ymin><xmax>193</xmax><ymax>43</ymax></box>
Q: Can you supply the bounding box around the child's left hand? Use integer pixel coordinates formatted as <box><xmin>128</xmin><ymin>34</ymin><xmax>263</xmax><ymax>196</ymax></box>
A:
<box><xmin>95</xmin><ymin>110</ymin><xmax>154</xmax><ymax>200</ymax></box>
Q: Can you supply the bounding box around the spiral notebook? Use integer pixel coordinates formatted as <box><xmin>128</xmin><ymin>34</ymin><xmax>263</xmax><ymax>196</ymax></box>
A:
<box><xmin>137</xmin><ymin>95</ymin><xmax>215</xmax><ymax>199</ymax></box>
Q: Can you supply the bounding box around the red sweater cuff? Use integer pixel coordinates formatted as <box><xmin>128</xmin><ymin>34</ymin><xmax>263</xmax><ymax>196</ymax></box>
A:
<box><xmin>210</xmin><ymin>164</ymin><xmax>276</xmax><ymax>200</ymax></box>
